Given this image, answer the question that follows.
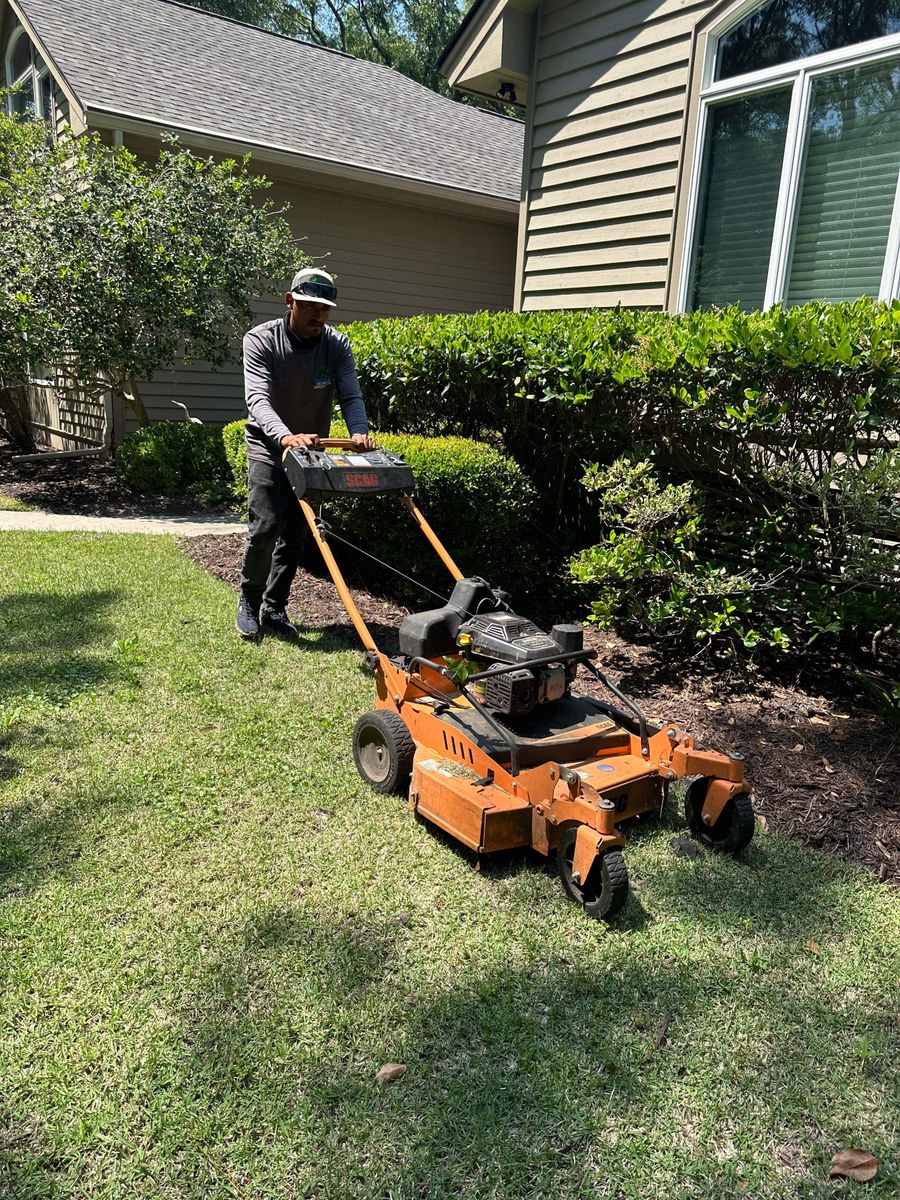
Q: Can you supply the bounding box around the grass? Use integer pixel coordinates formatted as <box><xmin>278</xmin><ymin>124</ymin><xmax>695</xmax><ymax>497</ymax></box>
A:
<box><xmin>1</xmin><ymin>531</ymin><xmax>898</xmax><ymax>1200</ymax></box>
<box><xmin>0</xmin><ymin>493</ymin><xmax>33</xmax><ymax>511</ymax></box>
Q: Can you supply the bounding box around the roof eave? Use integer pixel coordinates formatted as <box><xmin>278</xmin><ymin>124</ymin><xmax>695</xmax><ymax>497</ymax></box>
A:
<box><xmin>437</xmin><ymin>0</ymin><xmax>492</xmax><ymax>73</ymax></box>
<box><xmin>86</xmin><ymin>106</ymin><xmax>520</xmax><ymax>217</ymax></box>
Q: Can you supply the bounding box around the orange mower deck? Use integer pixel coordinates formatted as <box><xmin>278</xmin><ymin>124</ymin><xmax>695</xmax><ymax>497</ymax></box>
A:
<box><xmin>285</xmin><ymin>441</ymin><xmax>756</xmax><ymax>920</ymax></box>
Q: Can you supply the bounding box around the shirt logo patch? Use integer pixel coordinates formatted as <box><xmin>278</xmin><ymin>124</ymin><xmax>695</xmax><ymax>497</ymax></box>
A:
<box><xmin>314</xmin><ymin>369</ymin><xmax>332</xmax><ymax>390</ymax></box>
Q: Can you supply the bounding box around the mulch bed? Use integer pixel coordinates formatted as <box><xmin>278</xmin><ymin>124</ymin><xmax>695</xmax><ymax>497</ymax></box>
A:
<box><xmin>184</xmin><ymin>532</ymin><xmax>899</xmax><ymax>887</ymax></box>
<box><xmin>0</xmin><ymin>434</ymin><xmax>235</xmax><ymax>519</ymax></box>
<box><xmin>3</xmin><ymin>438</ymin><xmax>896</xmax><ymax>885</ymax></box>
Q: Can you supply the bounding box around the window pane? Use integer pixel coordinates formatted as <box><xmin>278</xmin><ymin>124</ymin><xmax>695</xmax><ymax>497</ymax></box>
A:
<box><xmin>717</xmin><ymin>0</ymin><xmax>900</xmax><ymax>80</ymax></box>
<box><xmin>690</xmin><ymin>88</ymin><xmax>792</xmax><ymax>310</ymax></box>
<box><xmin>8</xmin><ymin>81</ymin><xmax>36</xmax><ymax>120</ymax></box>
<box><xmin>8</xmin><ymin>29</ymin><xmax>32</xmax><ymax>79</ymax></box>
<box><xmin>39</xmin><ymin>70</ymin><xmax>53</xmax><ymax>121</ymax></box>
<box><xmin>786</xmin><ymin>58</ymin><xmax>900</xmax><ymax>303</ymax></box>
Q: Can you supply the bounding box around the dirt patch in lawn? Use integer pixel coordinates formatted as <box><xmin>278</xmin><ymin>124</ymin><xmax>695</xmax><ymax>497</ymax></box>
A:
<box><xmin>184</xmin><ymin>532</ymin><xmax>899</xmax><ymax>887</ymax></box>
<box><xmin>0</xmin><ymin>435</ymin><xmax>235</xmax><ymax>519</ymax></box>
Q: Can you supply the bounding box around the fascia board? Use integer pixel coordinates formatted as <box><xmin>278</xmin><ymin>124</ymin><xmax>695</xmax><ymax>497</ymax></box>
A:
<box><xmin>440</xmin><ymin>0</ymin><xmax>537</xmax><ymax>79</ymax></box>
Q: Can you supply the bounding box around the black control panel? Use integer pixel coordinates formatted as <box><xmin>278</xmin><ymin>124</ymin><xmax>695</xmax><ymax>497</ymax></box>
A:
<box><xmin>284</xmin><ymin>447</ymin><xmax>415</xmax><ymax>499</ymax></box>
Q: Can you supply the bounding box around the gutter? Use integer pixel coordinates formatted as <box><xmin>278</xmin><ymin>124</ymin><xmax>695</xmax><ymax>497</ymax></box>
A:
<box><xmin>86</xmin><ymin>106</ymin><xmax>520</xmax><ymax>218</ymax></box>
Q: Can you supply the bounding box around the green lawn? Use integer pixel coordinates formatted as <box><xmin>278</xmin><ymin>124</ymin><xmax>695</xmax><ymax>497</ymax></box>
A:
<box><xmin>1</xmin><ymin>532</ymin><xmax>898</xmax><ymax>1200</ymax></box>
<box><xmin>0</xmin><ymin>493</ymin><xmax>32</xmax><ymax>511</ymax></box>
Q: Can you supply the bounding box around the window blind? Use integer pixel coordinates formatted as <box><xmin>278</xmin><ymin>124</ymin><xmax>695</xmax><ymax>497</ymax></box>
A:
<box><xmin>786</xmin><ymin>59</ymin><xmax>900</xmax><ymax>303</ymax></box>
<box><xmin>690</xmin><ymin>89</ymin><xmax>792</xmax><ymax>310</ymax></box>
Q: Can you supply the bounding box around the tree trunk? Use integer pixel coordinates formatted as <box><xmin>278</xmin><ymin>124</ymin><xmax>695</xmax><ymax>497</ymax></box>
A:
<box><xmin>0</xmin><ymin>378</ymin><xmax>38</xmax><ymax>453</ymax></box>
<box><xmin>119</xmin><ymin>377</ymin><xmax>150</xmax><ymax>427</ymax></box>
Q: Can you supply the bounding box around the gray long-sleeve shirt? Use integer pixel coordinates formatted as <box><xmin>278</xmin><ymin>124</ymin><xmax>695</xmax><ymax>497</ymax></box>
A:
<box><xmin>243</xmin><ymin>313</ymin><xmax>369</xmax><ymax>465</ymax></box>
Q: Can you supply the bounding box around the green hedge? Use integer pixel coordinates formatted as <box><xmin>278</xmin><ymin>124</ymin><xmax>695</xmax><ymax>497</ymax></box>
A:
<box><xmin>116</xmin><ymin>421</ymin><xmax>232</xmax><ymax>501</ymax></box>
<box><xmin>342</xmin><ymin>301</ymin><xmax>900</xmax><ymax>685</ymax></box>
<box><xmin>343</xmin><ymin>300</ymin><xmax>900</xmax><ymax>536</ymax></box>
<box><xmin>221</xmin><ymin>420</ymin><xmax>543</xmax><ymax>602</ymax></box>
<box><xmin>222</xmin><ymin>419</ymin><xmax>248</xmax><ymax>500</ymax></box>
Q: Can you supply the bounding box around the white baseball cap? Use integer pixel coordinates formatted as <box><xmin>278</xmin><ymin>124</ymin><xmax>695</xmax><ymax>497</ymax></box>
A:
<box><xmin>290</xmin><ymin>267</ymin><xmax>338</xmax><ymax>307</ymax></box>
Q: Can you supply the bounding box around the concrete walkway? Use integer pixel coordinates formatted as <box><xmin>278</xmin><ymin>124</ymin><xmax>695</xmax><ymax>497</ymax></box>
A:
<box><xmin>0</xmin><ymin>509</ymin><xmax>246</xmax><ymax>535</ymax></box>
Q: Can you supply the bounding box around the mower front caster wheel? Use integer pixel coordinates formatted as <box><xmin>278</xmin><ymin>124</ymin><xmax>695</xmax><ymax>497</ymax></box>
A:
<box><xmin>557</xmin><ymin>827</ymin><xmax>628</xmax><ymax>920</ymax></box>
<box><xmin>352</xmin><ymin>710</ymin><xmax>415</xmax><ymax>795</ymax></box>
<box><xmin>685</xmin><ymin>780</ymin><xmax>755</xmax><ymax>854</ymax></box>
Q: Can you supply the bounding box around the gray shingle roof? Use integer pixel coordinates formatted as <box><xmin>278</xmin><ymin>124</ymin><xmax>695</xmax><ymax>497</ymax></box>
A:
<box><xmin>16</xmin><ymin>0</ymin><xmax>523</xmax><ymax>202</ymax></box>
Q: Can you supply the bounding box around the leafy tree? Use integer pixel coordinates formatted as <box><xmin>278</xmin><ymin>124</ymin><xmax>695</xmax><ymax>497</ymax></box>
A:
<box><xmin>0</xmin><ymin>113</ymin><xmax>298</xmax><ymax>451</ymax></box>
<box><xmin>191</xmin><ymin>1</ymin><xmax>491</xmax><ymax>103</ymax></box>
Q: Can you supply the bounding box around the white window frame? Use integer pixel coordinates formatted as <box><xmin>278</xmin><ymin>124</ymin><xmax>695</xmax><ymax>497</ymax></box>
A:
<box><xmin>4</xmin><ymin>24</ymin><xmax>54</xmax><ymax>123</ymax></box>
<box><xmin>677</xmin><ymin>4</ymin><xmax>900</xmax><ymax>312</ymax></box>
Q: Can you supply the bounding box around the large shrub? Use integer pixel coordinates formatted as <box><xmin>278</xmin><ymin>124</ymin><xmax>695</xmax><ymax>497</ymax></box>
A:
<box><xmin>1</xmin><ymin>120</ymin><xmax>297</xmax><ymax>450</ymax></box>
<box><xmin>221</xmin><ymin>420</ymin><xmax>542</xmax><ymax>601</ymax></box>
<box><xmin>116</xmin><ymin>421</ymin><xmax>232</xmax><ymax>501</ymax></box>
<box><xmin>570</xmin><ymin>446</ymin><xmax>900</xmax><ymax>705</ymax></box>
<box><xmin>344</xmin><ymin>301</ymin><xmax>900</xmax><ymax>690</ymax></box>
<box><xmin>344</xmin><ymin>301</ymin><xmax>900</xmax><ymax>536</ymax></box>
<box><xmin>222</xmin><ymin>419</ymin><xmax>248</xmax><ymax>500</ymax></box>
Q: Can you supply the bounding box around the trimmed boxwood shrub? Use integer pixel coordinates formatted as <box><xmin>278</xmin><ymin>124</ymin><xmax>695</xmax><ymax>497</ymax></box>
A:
<box><xmin>221</xmin><ymin>419</ymin><xmax>544</xmax><ymax>601</ymax></box>
<box><xmin>222</xmin><ymin>418</ymin><xmax>248</xmax><ymax>501</ymax></box>
<box><xmin>116</xmin><ymin>421</ymin><xmax>232</xmax><ymax>501</ymax></box>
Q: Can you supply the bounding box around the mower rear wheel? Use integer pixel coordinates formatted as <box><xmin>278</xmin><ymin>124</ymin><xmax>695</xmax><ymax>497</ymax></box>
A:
<box><xmin>684</xmin><ymin>780</ymin><xmax>755</xmax><ymax>854</ymax></box>
<box><xmin>557</xmin><ymin>827</ymin><xmax>628</xmax><ymax>920</ymax></box>
<box><xmin>352</xmin><ymin>710</ymin><xmax>415</xmax><ymax>795</ymax></box>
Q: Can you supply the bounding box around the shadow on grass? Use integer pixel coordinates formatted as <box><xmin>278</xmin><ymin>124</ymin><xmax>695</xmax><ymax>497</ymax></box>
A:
<box><xmin>0</xmin><ymin>778</ymin><xmax>133</xmax><ymax>917</ymax></box>
<box><xmin>163</xmin><ymin>896</ymin><xmax>899</xmax><ymax>1199</ymax></box>
<box><xmin>0</xmin><ymin>588</ymin><xmax>124</xmax><ymax>708</ymax></box>
<box><xmin>294</xmin><ymin>621</ymin><xmax>401</xmax><ymax>657</ymax></box>
<box><xmin>0</xmin><ymin>587</ymin><xmax>129</xmax><ymax>913</ymax></box>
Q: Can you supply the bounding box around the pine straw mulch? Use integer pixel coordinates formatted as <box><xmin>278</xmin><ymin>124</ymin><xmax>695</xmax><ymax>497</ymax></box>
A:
<box><xmin>183</xmin><ymin>532</ymin><xmax>900</xmax><ymax>888</ymax></box>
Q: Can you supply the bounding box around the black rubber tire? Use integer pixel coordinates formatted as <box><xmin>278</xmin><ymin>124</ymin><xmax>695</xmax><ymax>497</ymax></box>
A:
<box><xmin>557</xmin><ymin>826</ymin><xmax>629</xmax><ymax>920</ymax></box>
<box><xmin>684</xmin><ymin>779</ymin><xmax>755</xmax><ymax>854</ymax></box>
<box><xmin>352</xmin><ymin>710</ymin><xmax>415</xmax><ymax>795</ymax></box>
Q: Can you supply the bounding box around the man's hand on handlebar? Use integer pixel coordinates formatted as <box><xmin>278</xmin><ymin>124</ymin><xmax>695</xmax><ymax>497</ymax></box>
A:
<box><xmin>281</xmin><ymin>433</ymin><xmax>320</xmax><ymax>450</ymax></box>
<box><xmin>351</xmin><ymin>432</ymin><xmax>376</xmax><ymax>450</ymax></box>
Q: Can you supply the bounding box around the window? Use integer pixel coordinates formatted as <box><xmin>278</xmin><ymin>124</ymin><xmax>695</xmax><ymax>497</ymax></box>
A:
<box><xmin>682</xmin><ymin>0</ymin><xmax>900</xmax><ymax>310</ymax></box>
<box><xmin>4</xmin><ymin>23</ymin><xmax>54</xmax><ymax>124</ymax></box>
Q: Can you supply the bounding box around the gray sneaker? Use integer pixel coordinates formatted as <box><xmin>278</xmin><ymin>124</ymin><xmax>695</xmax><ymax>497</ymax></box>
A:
<box><xmin>261</xmin><ymin>607</ymin><xmax>299</xmax><ymax>640</ymax></box>
<box><xmin>235</xmin><ymin>597</ymin><xmax>261</xmax><ymax>640</ymax></box>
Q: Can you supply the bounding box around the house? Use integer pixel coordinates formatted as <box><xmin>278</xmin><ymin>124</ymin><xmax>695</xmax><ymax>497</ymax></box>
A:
<box><xmin>439</xmin><ymin>0</ymin><xmax>900</xmax><ymax>314</ymax></box>
<box><xmin>1</xmin><ymin>0</ymin><xmax>525</xmax><ymax>448</ymax></box>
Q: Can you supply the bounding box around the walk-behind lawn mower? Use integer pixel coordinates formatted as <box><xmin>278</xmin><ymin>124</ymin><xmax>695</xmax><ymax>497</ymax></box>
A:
<box><xmin>285</xmin><ymin>441</ymin><xmax>755</xmax><ymax>920</ymax></box>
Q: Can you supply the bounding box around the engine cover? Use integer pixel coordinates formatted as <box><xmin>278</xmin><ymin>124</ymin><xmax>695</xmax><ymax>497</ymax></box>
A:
<box><xmin>457</xmin><ymin>612</ymin><xmax>560</xmax><ymax>664</ymax></box>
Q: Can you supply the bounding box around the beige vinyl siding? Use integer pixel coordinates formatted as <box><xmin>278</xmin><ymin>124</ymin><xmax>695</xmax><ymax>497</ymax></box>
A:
<box><xmin>520</xmin><ymin>0</ymin><xmax>711</xmax><ymax>311</ymax></box>
<box><xmin>133</xmin><ymin>174</ymin><xmax>516</xmax><ymax>430</ymax></box>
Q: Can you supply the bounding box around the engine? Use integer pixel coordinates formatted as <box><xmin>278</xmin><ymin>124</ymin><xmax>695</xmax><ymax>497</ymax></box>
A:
<box><xmin>457</xmin><ymin>611</ymin><xmax>583</xmax><ymax>718</ymax></box>
<box><xmin>396</xmin><ymin>576</ymin><xmax>584</xmax><ymax>719</ymax></box>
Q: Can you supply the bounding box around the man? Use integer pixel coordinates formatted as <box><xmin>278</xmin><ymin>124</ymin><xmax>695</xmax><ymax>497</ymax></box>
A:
<box><xmin>236</xmin><ymin>267</ymin><xmax>374</xmax><ymax>641</ymax></box>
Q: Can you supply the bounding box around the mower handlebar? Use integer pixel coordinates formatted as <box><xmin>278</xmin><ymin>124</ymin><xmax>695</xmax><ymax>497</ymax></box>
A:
<box><xmin>281</xmin><ymin>440</ymin><xmax>377</xmax><ymax>462</ymax></box>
